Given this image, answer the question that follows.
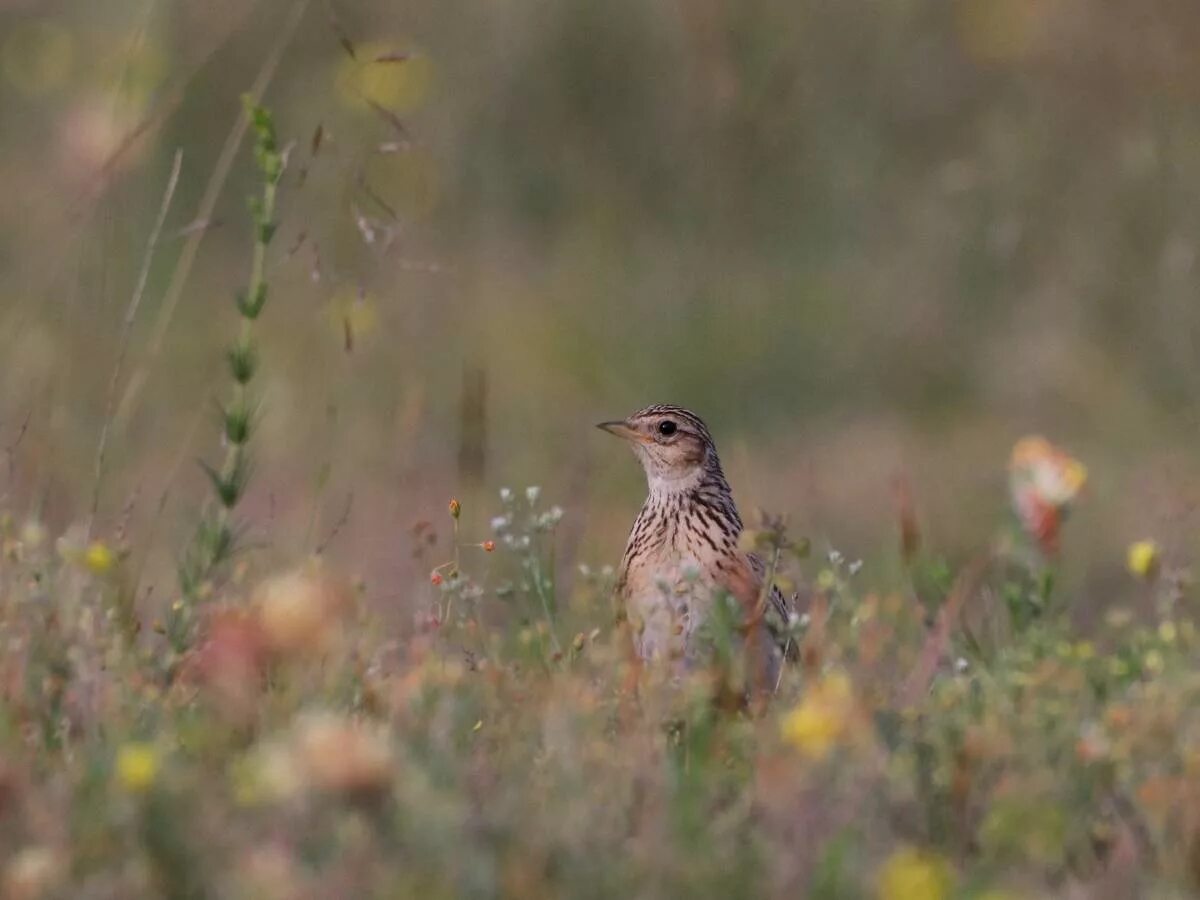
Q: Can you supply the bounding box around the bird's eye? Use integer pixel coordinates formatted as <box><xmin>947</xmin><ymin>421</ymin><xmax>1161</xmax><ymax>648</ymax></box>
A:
<box><xmin>657</xmin><ymin>420</ymin><xmax>677</xmax><ymax>436</ymax></box>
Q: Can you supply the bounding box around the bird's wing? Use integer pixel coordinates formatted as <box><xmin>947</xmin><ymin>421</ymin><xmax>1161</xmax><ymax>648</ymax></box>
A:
<box><xmin>744</xmin><ymin>552</ymin><xmax>791</xmax><ymax>619</ymax></box>
<box><xmin>714</xmin><ymin>550</ymin><xmax>797</xmax><ymax>660</ymax></box>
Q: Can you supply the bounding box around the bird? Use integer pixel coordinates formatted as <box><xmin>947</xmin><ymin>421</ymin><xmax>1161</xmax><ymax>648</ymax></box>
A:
<box><xmin>597</xmin><ymin>404</ymin><xmax>793</xmax><ymax>694</ymax></box>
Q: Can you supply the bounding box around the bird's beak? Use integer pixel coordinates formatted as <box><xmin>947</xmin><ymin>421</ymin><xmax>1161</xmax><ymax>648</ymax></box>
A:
<box><xmin>596</xmin><ymin>419</ymin><xmax>644</xmax><ymax>442</ymax></box>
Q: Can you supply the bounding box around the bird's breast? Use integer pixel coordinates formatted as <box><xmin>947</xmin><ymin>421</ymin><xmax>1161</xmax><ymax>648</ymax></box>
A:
<box><xmin>617</xmin><ymin>490</ymin><xmax>746</xmax><ymax>663</ymax></box>
<box><xmin>620</xmin><ymin>542</ymin><xmax>728</xmax><ymax>663</ymax></box>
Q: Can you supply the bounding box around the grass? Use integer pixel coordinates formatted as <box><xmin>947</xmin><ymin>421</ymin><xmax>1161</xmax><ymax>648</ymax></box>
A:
<box><xmin>2</xmin><ymin>412</ymin><xmax>1199</xmax><ymax>898</ymax></box>
<box><xmin>3</xmin><ymin>80</ymin><xmax>1200</xmax><ymax>900</ymax></box>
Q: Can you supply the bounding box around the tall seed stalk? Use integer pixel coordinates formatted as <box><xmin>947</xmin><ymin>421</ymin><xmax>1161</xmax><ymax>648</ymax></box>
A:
<box><xmin>170</xmin><ymin>99</ymin><xmax>285</xmax><ymax>656</ymax></box>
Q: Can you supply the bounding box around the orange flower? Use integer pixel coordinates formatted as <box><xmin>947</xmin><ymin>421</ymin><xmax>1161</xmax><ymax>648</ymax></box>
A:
<box><xmin>1008</xmin><ymin>436</ymin><xmax>1087</xmax><ymax>556</ymax></box>
<box><xmin>188</xmin><ymin>610</ymin><xmax>267</xmax><ymax>721</ymax></box>
<box><xmin>255</xmin><ymin>563</ymin><xmax>352</xmax><ymax>657</ymax></box>
<box><xmin>292</xmin><ymin>712</ymin><xmax>393</xmax><ymax>797</ymax></box>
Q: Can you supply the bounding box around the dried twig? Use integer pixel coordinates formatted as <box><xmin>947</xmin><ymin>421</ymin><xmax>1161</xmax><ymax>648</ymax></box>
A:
<box><xmin>327</xmin><ymin>3</ymin><xmax>357</xmax><ymax>59</ymax></box>
<box><xmin>115</xmin><ymin>487</ymin><xmax>141</xmax><ymax>545</ymax></box>
<box><xmin>315</xmin><ymin>492</ymin><xmax>355</xmax><ymax>555</ymax></box>
<box><xmin>309</xmin><ymin>240</ymin><xmax>323</xmax><ymax>282</ymax></box>
<box><xmin>356</xmin><ymin>172</ymin><xmax>398</xmax><ymax>221</ymax></box>
<box><xmin>4</xmin><ymin>405</ymin><xmax>32</xmax><ymax>489</ymax></box>
<box><xmin>286</xmin><ymin>230</ymin><xmax>308</xmax><ymax>257</ymax></box>
<box><xmin>364</xmin><ymin>98</ymin><xmax>411</xmax><ymax>141</ymax></box>
<box><xmin>88</xmin><ymin>149</ymin><xmax>184</xmax><ymax>539</ymax></box>
<box><xmin>170</xmin><ymin>218</ymin><xmax>222</xmax><ymax>240</ymax></box>
<box><xmin>899</xmin><ymin>554</ymin><xmax>990</xmax><ymax>708</ymax></box>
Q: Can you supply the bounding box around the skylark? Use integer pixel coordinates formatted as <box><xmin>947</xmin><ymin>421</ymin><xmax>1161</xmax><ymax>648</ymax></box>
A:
<box><xmin>598</xmin><ymin>405</ymin><xmax>792</xmax><ymax>690</ymax></box>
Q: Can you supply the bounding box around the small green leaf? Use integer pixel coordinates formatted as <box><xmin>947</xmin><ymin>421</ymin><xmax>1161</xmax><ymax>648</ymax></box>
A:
<box><xmin>236</xmin><ymin>283</ymin><xmax>268</xmax><ymax>319</ymax></box>
<box><xmin>227</xmin><ymin>341</ymin><xmax>257</xmax><ymax>383</ymax></box>
<box><xmin>223</xmin><ymin>400</ymin><xmax>251</xmax><ymax>445</ymax></box>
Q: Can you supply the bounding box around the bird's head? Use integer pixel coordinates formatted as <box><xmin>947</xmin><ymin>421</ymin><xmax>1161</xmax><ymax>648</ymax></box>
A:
<box><xmin>597</xmin><ymin>405</ymin><xmax>719</xmax><ymax>490</ymax></box>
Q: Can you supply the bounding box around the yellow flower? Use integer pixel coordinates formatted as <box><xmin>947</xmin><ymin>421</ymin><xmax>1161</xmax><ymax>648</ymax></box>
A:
<box><xmin>231</xmin><ymin>741</ymin><xmax>303</xmax><ymax>807</ymax></box>
<box><xmin>955</xmin><ymin>0</ymin><xmax>1043</xmax><ymax>64</ymax></box>
<box><xmin>781</xmin><ymin>705</ymin><xmax>840</xmax><ymax>759</ymax></box>
<box><xmin>116</xmin><ymin>742</ymin><xmax>159</xmax><ymax>793</ymax></box>
<box><xmin>781</xmin><ymin>671</ymin><xmax>855</xmax><ymax>760</ymax></box>
<box><xmin>1</xmin><ymin>21</ymin><xmax>73</xmax><ymax>97</ymax></box>
<box><xmin>1105</xmin><ymin>607</ymin><xmax>1133</xmax><ymax>629</ymax></box>
<box><xmin>20</xmin><ymin>521</ymin><xmax>46</xmax><ymax>549</ymax></box>
<box><xmin>83</xmin><ymin>541</ymin><xmax>116</xmax><ymax>574</ymax></box>
<box><xmin>877</xmin><ymin>847</ymin><xmax>954</xmax><ymax>900</ymax></box>
<box><xmin>1126</xmin><ymin>540</ymin><xmax>1161</xmax><ymax>580</ymax></box>
<box><xmin>326</xmin><ymin>286</ymin><xmax>378</xmax><ymax>346</ymax></box>
<box><xmin>1144</xmin><ymin>649</ymin><xmax>1165</xmax><ymax>675</ymax></box>
<box><xmin>335</xmin><ymin>42</ymin><xmax>432</xmax><ymax>114</ymax></box>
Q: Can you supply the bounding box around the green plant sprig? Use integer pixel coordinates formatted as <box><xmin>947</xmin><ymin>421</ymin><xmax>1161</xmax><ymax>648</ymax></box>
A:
<box><xmin>171</xmin><ymin>99</ymin><xmax>286</xmax><ymax>656</ymax></box>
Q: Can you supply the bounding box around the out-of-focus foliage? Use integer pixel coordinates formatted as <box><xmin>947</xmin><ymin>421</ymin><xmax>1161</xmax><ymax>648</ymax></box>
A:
<box><xmin>0</xmin><ymin>481</ymin><xmax>1198</xmax><ymax>897</ymax></box>
<box><xmin>2</xmin><ymin>0</ymin><xmax>1200</xmax><ymax>597</ymax></box>
<box><xmin>3</xmin><ymin>1</ymin><xmax>1200</xmax><ymax>895</ymax></box>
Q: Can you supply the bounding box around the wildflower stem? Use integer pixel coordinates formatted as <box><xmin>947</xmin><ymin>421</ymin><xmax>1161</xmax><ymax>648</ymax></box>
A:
<box><xmin>213</xmin><ymin>166</ymin><xmax>277</xmax><ymax>539</ymax></box>
<box><xmin>453</xmin><ymin>517</ymin><xmax>460</xmax><ymax>575</ymax></box>
<box><xmin>531</xmin><ymin>554</ymin><xmax>562</xmax><ymax>654</ymax></box>
<box><xmin>173</xmin><ymin>101</ymin><xmax>286</xmax><ymax>651</ymax></box>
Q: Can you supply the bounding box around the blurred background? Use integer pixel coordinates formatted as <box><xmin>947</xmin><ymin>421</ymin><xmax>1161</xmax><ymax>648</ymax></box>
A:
<box><xmin>2</xmin><ymin>0</ymin><xmax>1200</xmax><ymax>609</ymax></box>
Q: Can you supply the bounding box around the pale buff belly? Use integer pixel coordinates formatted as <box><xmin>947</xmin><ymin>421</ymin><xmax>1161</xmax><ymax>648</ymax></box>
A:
<box><xmin>622</xmin><ymin>558</ymin><xmax>720</xmax><ymax>665</ymax></box>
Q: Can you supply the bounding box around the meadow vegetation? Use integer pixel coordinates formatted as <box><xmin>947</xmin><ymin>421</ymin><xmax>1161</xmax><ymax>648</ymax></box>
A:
<box><xmin>5</xmin><ymin>2</ymin><xmax>1200</xmax><ymax>898</ymax></box>
<box><xmin>2</xmin><ymin>357</ymin><xmax>1198</xmax><ymax>898</ymax></box>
